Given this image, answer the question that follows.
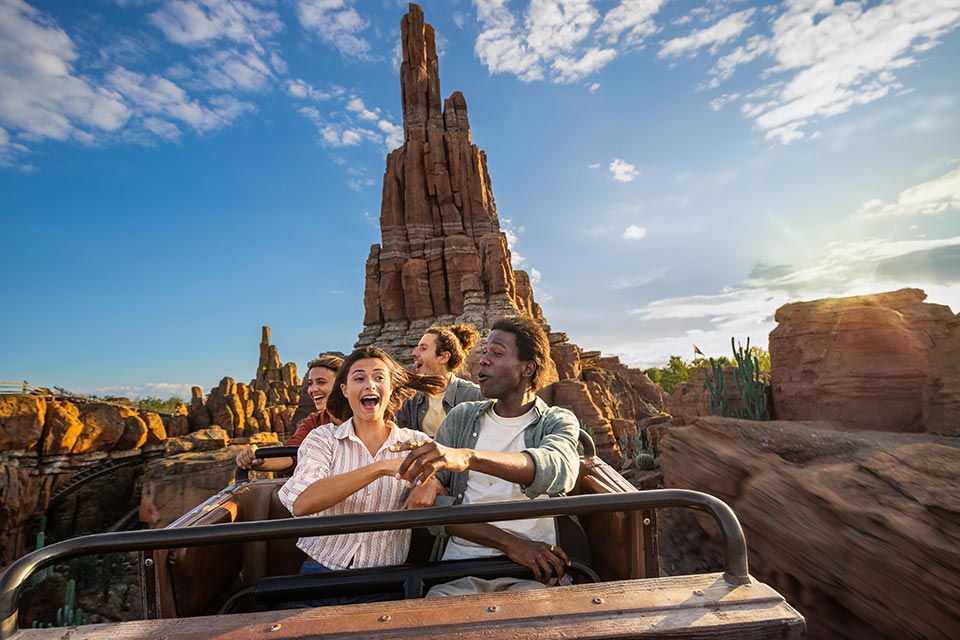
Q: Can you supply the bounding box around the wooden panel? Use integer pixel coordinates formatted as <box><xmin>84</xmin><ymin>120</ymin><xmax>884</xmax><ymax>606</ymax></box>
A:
<box><xmin>18</xmin><ymin>574</ymin><xmax>805</xmax><ymax>640</ymax></box>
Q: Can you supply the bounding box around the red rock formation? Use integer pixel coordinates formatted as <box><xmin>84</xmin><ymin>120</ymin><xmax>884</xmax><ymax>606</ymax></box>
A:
<box><xmin>770</xmin><ymin>288</ymin><xmax>954</xmax><ymax>432</ymax></box>
<box><xmin>924</xmin><ymin>315</ymin><xmax>960</xmax><ymax>435</ymax></box>
<box><xmin>660</xmin><ymin>416</ymin><xmax>960</xmax><ymax>640</ymax></box>
<box><xmin>0</xmin><ymin>395</ymin><xmax>44</xmax><ymax>452</ymax></box>
<box><xmin>252</xmin><ymin>326</ymin><xmax>301</xmax><ymax>406</ymax></box>
<box><xmin>357</xmin><ymin>4</ymin><xmax>542</xmax><ymax>357</ymax></box>
<box><xmin>665</xmin><ymin>367</ymin><xmax>748</xmax><ymax>419</ymax></box>
<box><xmin>352</xmin><ymin>5</ymin><xmax>663</xmax><ymax>463</ymax></box>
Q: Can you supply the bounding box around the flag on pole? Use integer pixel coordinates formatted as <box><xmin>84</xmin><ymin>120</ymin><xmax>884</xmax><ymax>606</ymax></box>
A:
<box><xmin>693</xmin><ymin>344</ymin><xmax>705</xmax><ymax>357</ymax></box>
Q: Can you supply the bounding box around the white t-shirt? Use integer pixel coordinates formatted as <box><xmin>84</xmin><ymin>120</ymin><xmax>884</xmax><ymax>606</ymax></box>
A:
<box><xmin>442</xmin><ymin>406</ymin><xmax>556</xmax><ymax>561</ymax></box>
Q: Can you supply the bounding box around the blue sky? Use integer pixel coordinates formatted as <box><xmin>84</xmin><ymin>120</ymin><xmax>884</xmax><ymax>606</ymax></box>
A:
<box><xmin>2</xmin><ymin>0</ymin><xmax>959</xmax><ymax>400</ymax></box>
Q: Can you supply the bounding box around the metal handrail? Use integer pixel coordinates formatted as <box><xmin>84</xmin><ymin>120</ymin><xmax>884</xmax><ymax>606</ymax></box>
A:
<box><xmin>0</xmin><ymin>489</ymin><xmax>750</xmax><ymax>639</ymax></box>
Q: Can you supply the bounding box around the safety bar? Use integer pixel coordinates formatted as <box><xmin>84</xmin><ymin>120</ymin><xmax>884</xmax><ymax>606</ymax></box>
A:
<box><xmin>235</xmin><ymin>445</ymin><xmax>300</xmax><ymax>482</ymax></box>
<box><xmin>0</xmin><ymin>490</ymin><xmax>749</xmax><ymax>639</ymax></box>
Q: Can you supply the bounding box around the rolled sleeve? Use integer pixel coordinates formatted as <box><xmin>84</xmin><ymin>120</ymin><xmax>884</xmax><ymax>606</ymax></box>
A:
<box><xmin>521</xmin><ymin>408</ymin><xmax>580</xmax><ymax>498</ymax></box>
<box><xmin>277</xmin><ymin>428</ymin><xmax>334</xmax><ymax>516</ymax></box>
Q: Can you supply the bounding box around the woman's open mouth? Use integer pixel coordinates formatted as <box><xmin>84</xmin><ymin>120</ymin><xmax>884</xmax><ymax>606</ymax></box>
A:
<box><xmin>360</xmin><ymin>394</ymin><xmax>380</xmax><ymax>410</ymax></box>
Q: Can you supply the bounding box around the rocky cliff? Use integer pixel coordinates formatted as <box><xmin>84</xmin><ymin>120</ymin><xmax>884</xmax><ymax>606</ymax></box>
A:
<box><xmin>356</xmin><ymin>4</ymin><xmax>543</xmax><ymax>358</ymax></box>
<box><xmin>770</xmin><ymin>288</ymin><xmax>955</xmax><ymax>432</ymax></box>
<box><xmin>660</xmin><ymin>416</ymin><xmax>960</xmax><ymax>640</ymax></box>
<box><xmin>354</xmin><ymin>5</ymin><xmax>662</xmax><ymax>461</ymax></box>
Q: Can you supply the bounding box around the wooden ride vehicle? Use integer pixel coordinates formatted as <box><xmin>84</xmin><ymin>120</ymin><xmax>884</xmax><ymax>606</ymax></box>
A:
<box><xmin>0</xmin><ymin>435</ymin><xmax>806</xmax><ymax>639</ymax></box>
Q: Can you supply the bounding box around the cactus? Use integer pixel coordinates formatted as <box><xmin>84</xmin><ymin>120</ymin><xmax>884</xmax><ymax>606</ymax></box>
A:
<box><xmin>56</xmin><ymin>579</ymin><xmax>76</xmax><ymax>627</ymax></box>
<box><xmin>703</xmin><ymin>337</ymin><xmax>771</xmax><ymax>421</ymax></box>
<box><xmin>703</xmin><ymin>357</ymin><xmax>729</xmax><ymax>416</ymax></box>
<box><xmin>30</xmin><ymin>516</ymin><xmax>51</xmax><ymax>586</ymax></box>
<box><xmin>729</xmin><ymin>337</ymin><xmax>771</xmax><ymax>421</ymax></box>
<box><xmin>635</xmin><ymin>452</ymin><xmax>656</xmax><ymax>471</ymax></box>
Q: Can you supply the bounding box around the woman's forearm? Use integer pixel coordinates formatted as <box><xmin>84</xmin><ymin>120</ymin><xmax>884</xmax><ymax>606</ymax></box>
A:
<box><xmin>257</xmin><ymin>457</ymin><xmax>294</xmax><ymax>472</ymax></box>
<box><xmin>292</xmin><ymin>461</ymin><xmax>390</xmax><ymax>516</ymax></box>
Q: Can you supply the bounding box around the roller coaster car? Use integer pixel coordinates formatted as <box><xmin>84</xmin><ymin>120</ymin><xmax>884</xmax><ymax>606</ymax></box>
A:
<box><xmin>0</xmin><ymin>437</ymin><xmax>806</xmax><ymax>639</ymax></box>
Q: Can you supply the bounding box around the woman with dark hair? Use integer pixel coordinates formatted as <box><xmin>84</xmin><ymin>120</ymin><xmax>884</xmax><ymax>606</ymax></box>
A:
<box><xmin>277</xmin><ymin>346</ymin><xmax>444</xmax><ymax>577</ymax></box>
<box><xmin>235</xmin><ymin>353</ymin><xmax>344</xmax><ymax>472</ymax></box>
<box><xmin>396</xmin><ymin>323</ymin><xmax>484</xmax><ymax>436</ymax></box>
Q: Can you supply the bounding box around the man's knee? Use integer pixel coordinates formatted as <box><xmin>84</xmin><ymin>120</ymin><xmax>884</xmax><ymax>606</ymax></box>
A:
<box><xmin>425</xmin><ymin>576</ymin><xmax>546</xmax><ymax>598</ymax></box>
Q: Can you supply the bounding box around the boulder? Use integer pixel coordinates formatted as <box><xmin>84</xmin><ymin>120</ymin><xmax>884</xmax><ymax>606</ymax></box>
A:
<box><xmin>770</xmin><ymin>288</ymin><xmax>954</xmax><ymax>431</ymax></box>
<box><xmin>141</xmin><ymin>411</ymin><xmax>167</xmax><ymax>445</ymax></box>
<box><xmin>162</xmin><ymin>426</ymin><xmax>229</xmax><ymax>456</ymax></box>
<box><xmin>115</xmin><ymin>412</ymin><xmax>148</xmax><ymax>450</ymax></box>
<box><xmin>660</xmin><ymin>416</ymin><xmax>960</xmax><ymax>640</ymax></box>
<box><xmin>41</xmin><ymin>401</ymin><xmax>84</xmax><ymax>455</ymax></box>
<box><xmin>187</xmin><ymin>386</ymin><xmax>211</xmax><ymax>432</ymax></box>
<box><xmin>923</xmin><ymin>315</ymin><xmax>960</xmax><ymax>435</ymax></box>
<box><xmin>0</xmin><ymin>463</ymin><xmax>57</xmax><ymax>566</ymax></box>
<box><xmin>139</xmin><ymin>446</ymin><xmax>246</xmax><ymax>529</ymax></box>
<box><xmin>0</xmin><ymin>394</ymin><xmax>45</xmax><ymax>452</ymax></box>
<box><xmin>72</xmin><ymin>404</ymin><xmax>130</xmax><ymax>453</ymax></box>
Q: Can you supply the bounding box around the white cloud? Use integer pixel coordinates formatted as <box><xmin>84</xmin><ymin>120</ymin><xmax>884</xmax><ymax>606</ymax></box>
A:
<box><xmin>148</xmin><ymin>0</ymin><xmax>282</xmax><ymax>49</ymax></box>
<box><xmin>551</xmin><ymin>46</ymin><xmax>617</xmax><ymax>83</ymax></box>
<box><xmin>597</xmin><ymin>0</ymin><xmax>666</xmax><ymax>47</ymax></box>
<box><xmin>622</xmin><ymin>224</ymin><xmax>648</xmax><ymax>240</ymax></box>
<box><xmin>346</xmin><ymin>96</ymin><xmax>379</xmax><ymax>121</ymax></box>
<box><xmin>296</xmin><ymin>0</ymin><xmax>372</xmax><ymax>59</ymax></box>
<box><xmin>196</xmin><ymin>47</ymin><xmax>276</xmax><ymax>92</ymax></box>
<box><xmin>0</xmin><ymin>0</ymin><xmax>131</xmax><ymax>143</ymax></box>
<box><xmin>378</xmin><ymin>118</ymin><xmax>404</xmax><ymax>150</ymax></box>
<box><xmin>501</xmin><ymin>217</ymin><xmax>528</xmax><ymax>268</ymax></box>
<box><xmin>587</xmin><ymin>162</ymin><xmax>601</xmax><ymax>169</ymax></box>
<box><xmin>694</xmin><ymin>0</ymin><xmax>960</xmax><ymax>144</ymax></box>
<box><xmin>286</xmin><ymin>78</ymin><xmax>342</xmax><ymax>101</ymax></box>
<box><xmin>142</xmin><ymin>117</ymin><xmax>181</xmax><ymax>141</ymax></box>
<box><xmin>856</xmin><ymin>166</ymin><xmax>960</xmax><ymax>218</ymax></box>
<box><xmin>296</xmin><ymin>105</ymin><xmax>378</xmax><ymax>147</ymax></box>
<box><xmin>82</xmin><ymin>382</ymin><xmax>196</xmax><ymax>401</ymax></box>
<box><xmin>474</xmin><ymin>0</ymin><xmax>620</xmax><ymax>83</ymax></box>
<box><xmin>587</xmin><ymin>82</ymin><xmax>600</xmax><ymax>93</ymax></box>
<box><xmin>658</xmin><ymin>8</ymin><xmax>754</xmax><ymax>58</ymax></box>
<box><xmin>107</xmin><ymin>67</ymin><xmax>255</xmax><ymax>133</ymax></box>
<box><xmin>615</xmin><ymin>234</ymin><xmax>960</xmax><ymax>367</ymax></box>
<box><xmin>609</xmin><ymin>158</ymin><xmax>638</xmax><ymax>182</ymax></box>
<box><xmin>709</xmin><ymin>92</ymin><xmax>740</xmax><ymax>110</ymax></box>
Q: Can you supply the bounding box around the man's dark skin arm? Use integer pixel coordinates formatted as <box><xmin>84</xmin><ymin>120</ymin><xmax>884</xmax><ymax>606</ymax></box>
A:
<box><xmin>395</xmin><ymin>445</ymin><xmax>570</xmax><ymax>584</ymax></box>
<box><xmin>393</xmin><ymin>440</ymin><xmax>536</xmax><ymax>487</ymax></box>
<box><xmin>445</xmin><ymin>523</ymin><xmax>569</xmax><ymax>583</ymax></box>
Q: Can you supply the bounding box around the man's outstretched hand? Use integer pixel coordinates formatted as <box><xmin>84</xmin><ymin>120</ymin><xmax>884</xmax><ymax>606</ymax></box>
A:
<box><xmin>390</xmin><ymin>440</ymin><xmax>472</xmax><ymax>485</ymax></box>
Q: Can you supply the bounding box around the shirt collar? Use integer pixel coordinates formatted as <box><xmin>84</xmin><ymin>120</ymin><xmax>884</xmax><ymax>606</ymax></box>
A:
<box><xmin>333</xmin><ymin>417</ymin><xmax>403</xmax><ymax>447</ymax></box>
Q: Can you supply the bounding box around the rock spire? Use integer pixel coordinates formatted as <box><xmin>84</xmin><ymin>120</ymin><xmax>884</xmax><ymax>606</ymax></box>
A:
<box><xmin>357</xmin><ymin>4</ymin><xmax>544</xmax><ymax>357</ymax></box>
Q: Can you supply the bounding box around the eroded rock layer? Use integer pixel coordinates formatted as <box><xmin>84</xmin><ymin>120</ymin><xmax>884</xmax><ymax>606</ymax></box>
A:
<box><xmin>357</xmin><ymin>4</ymin><xmax>543</xmax><ymax>357</ymax></box>
<box><xmin>354</xmin><ymin>6</ymin><xmax>663</xmax><ymax>463</ymax></box>
<box><xmin>660</xmin><ymin>416</ymin><xmax>960</xmax><ymax>640</ymax></box>
<box><xmin>770</xmin><ymin>288</ymin><xmax>955</xmax><ymax>432</ymax></box>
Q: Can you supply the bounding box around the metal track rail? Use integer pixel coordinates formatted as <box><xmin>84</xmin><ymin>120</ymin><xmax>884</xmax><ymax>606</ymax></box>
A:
<box><xmin>0</xmin><ymin>489</ymin><xmax>749</xmax><ymax>639</ymax></box>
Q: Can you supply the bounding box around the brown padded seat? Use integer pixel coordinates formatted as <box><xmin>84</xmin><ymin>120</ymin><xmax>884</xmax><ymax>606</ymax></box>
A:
<box><xmin>266</xmin><ymin>484</ymin><xmax>307</xmax><ymax>576</ymax></box>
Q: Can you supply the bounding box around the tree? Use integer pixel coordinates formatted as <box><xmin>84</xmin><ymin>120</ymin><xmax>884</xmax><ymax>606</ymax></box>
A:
<box><xmin>643</xmin><ymin>355</ymin><xmax>691</xmax><ymax>394</ymax></box>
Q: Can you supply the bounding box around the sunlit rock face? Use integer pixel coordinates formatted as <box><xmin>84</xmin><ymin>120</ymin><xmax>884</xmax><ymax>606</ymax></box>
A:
<box><xmin>353</xmin><ymin>6</ymin><xmax>663</xmax><ymax>463</ymax></box>
<box><xmin>356</xmin><ymin>4</ymin><xmax>545</xmax><ymax>361</ymax></box>
<box><xmin>770</xmin><ymin>288</ymin><xmax>956</xmax><ymax>432</ymax></box>
<box><xmin>660</xmin><ymin>416</ymin><xmax>960</xmax><ymax>640</ymax></box>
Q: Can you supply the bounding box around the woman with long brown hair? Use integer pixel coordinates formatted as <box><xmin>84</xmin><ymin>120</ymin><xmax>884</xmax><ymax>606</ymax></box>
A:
<box><xmin>277</xmin><ymin>345</ymin><xmax>444</xmax><ymax>581</ymax></box>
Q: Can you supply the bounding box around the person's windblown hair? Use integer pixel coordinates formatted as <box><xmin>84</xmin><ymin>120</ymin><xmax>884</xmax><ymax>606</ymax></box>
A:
<box><xmin>326</xmin><ymin>345</ymin><xmax>446</xmax><ymax>421</ymax></box>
